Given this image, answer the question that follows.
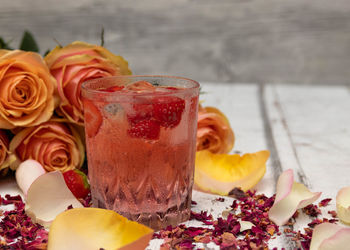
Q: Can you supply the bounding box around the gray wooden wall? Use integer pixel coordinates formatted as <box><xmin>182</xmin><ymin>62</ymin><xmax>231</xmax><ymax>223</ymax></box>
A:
<box><xmin>1</xmin><ymin>0</ymin><xmax>350</xmax><ymax>85</ymax></box>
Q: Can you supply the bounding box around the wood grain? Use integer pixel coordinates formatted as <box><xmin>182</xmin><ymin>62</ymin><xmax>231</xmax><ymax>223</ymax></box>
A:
<box><xmin>1</xmin><ymin>0</ymin><xmax>350</xmax><ymax>85</ymax></box>
<box><xmin>264</xmin><ymin>84</ymin><xmax>350</xmax><ymax>198</ymax></box>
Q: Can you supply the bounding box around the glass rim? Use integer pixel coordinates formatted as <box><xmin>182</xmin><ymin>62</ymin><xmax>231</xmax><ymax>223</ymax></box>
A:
<box><xmin>81</xmin><ymin>75</ymin><xmax>200</xmax><ymax>97</ymax></box>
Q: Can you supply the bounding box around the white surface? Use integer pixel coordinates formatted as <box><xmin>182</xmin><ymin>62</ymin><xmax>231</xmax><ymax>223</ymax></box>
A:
<box><xmin>1</xmin><ymin>83</ymin><xmax>350</xmax><ymax>249</ymax></box>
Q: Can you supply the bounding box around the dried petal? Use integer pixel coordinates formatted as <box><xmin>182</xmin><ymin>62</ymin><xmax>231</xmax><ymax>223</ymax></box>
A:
<box><xmin>194</xmin><ymin>150</ymin><xmax>269</xmax><ymax>195</ymax></box>
<box><xmin>26</xmin><ymin>171</ymin><xmax>83</xmax><ymax>227</ymax></box>
<box><xmin>336</xmin><ymin>186</ymin><xmax>350</xmax><ymax>225</ymax></box>
<box><xmin>15</xmin><ymin>159</ymin><xmax>46</xmax><ymax>196</ymax></box>
<box><xmin>268</xmin><ymin>169</ymin><xmax>322</xmax><ymax>226</ymax></box>
<box><xmin>310</xmin><ymin>222</ymin><xmax>350</xmax><ymax>250</ymax></box>
<box><xmin>48</xmin><ymin>208</ymin><xmax>153</xmax><ymax>250</ymax></box>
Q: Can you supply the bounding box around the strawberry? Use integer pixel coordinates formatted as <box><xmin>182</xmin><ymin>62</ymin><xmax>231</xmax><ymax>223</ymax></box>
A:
<box><xmin>153</xmin><ymin>96</ymin><xmax>185</xmax><ymax>128</ymax></box>
<box><xmin>63</xmin><ymin>169</ymin><xmax>90</xmax><ymax>199</ymax></box>
<box><xmin>127</xmin><ymin>102</ymin><xmax>154</xmax><ymax>125</ymax></box>
<box><xmin>128</xmin><ymin>120</ymin><xmax>160</xmax><ymax>140</ymax></box>
<box><xmin>83</xmin><ymin>99</ymin><xmax>102</xmax><ymax>138</ymax></box>
<box><xmin>100</xmin><ymin>85</ymin><xmax>124</xmax><ymax>92</ymax></box>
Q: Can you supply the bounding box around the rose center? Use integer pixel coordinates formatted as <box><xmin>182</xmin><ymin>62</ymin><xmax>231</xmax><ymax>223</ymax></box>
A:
<box><xmin>14</xmin><ymin>84</ymin><xmax>30</xmax><ymax>103</ymax></box>
<box><xmin>51</xmin><ymin>150</ymin><xmax>69</xmax><ymax>167</ymax></box>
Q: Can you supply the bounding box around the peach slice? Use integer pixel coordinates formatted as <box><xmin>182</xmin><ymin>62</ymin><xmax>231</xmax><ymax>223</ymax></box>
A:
<box><xmin>194</xmin><ymin>150</ymin><xmax>270</xmax><ymax>195</ymax></box>
<box><xmin>48</xmin><ymin>208</ymin><xmax>154</xmax><ymax>250</ymax></box>
<box><xmin>336</xmin><ymin>186</ymin><xmax>350</xmax><ymax>225</ymax></box>
<box><xmin>310</xmin><ymin>222</ymin><xmax>350</xmax><ymax>250</ymax></box>
<box><xmin>268</xmin><ymin>169</ymin><xmax>322</xmax><ymax>226</ymax></box>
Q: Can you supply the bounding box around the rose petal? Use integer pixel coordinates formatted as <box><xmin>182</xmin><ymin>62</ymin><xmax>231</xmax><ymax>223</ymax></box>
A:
<box><xmin>336</xmin><ymin>186</ymin><xmax>350</xmax><ymax>225</ymax></box>
<box><xmin>194</xmin><ymin>150</ymin><xmax>269</xmax><ymax>195</ymax></box>
<box><xmin>48</xmin><ymin>207</ymin><xmax>154</xmax><ymax>250</ymax></box>
<box><xmin>15</xmin><ymin>159</ymin><xmax>46</xmax><ymax>196</ymax></box>
<box><xmin>268</xmin><ymin>169</ymin><xmax>322</xmax><ymax>226</ymax></box>
<box><xmin>310</xmin><ymin>222</ymin><xmax>350</xmax><ymax>250</ymax></box>
<box><xmin>26</xmin><ymin>171</ymin><xmax>83</xmax><ymax>228</ymax></box>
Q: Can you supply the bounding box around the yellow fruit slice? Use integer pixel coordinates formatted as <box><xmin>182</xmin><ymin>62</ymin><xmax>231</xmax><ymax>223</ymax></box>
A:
<box><xmin>194</xmin><ymin>150</ymin><xmax>270</xmax><ymax>195</ymax></box>
<box><xmin>48</xmin><ymin>208</ymin><xmax>153</xmax><ymax>250</ymax></box>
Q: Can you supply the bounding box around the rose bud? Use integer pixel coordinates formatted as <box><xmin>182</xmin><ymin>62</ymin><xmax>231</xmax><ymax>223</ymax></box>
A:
<box><xmin>45</xmin><ymin>41</ymin><xmax>131</xmax><ymax>125</ymax></box>
<box><xmin>197</xmin><ymin>105</ymin><xmax>235</xmax><ymax>154</ymax></box>
<box><xmin>10</xmin><ymin>120</ymin><xmax>84</xmax><ymax>172</ymax></box>
<box><xmin>0</xmin><ymin>50</ymin><xmax>58</xmax><ymax>129</ymax></box>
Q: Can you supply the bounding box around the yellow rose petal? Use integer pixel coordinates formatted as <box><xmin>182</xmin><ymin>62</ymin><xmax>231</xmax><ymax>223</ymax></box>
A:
<box><xmin>48</xmin><ymin>208</ymin><xmax>154</xmax><ymax>250</ymax></box>
<box><xmin>194</xmin><ymin>150</ymin><xmax>269</xmax><ymax>195</ymax></box>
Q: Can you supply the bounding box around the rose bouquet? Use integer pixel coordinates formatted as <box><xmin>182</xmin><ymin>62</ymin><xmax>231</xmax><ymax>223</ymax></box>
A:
<box><xmin>0</xmin><ymin>32</ymin><xmax>131</xmax><ymax>177</ymax></box>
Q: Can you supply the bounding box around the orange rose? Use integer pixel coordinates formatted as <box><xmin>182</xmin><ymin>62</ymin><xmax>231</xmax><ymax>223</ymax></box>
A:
<box><xmin>0</xmin><ymin>129</ymin><xmax>16</xmax><ymax>175</ymax></box>
<box><xmin>10</xmin><ymin>120</ymin><xmax>84</xmax><ymax>172</ymax></box>
<box><xmin>45</xmin><ymin>41</ymin><xmax>131</xmax><ymax>125</ymax></box>
<box><xmin>0</xmin><ymin>50</ymin><xmax>57</xmax><ymax>129</ymax></box>
<box><xmin>197</xmin><ymin>105</ymin><xmax>235</xmax><ymax>154</ymax></box>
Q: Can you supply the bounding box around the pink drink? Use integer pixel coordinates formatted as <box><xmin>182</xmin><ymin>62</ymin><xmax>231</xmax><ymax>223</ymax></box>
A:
<box><xmin>81</xmin><ymin>76</ymin><xmax>199</xmax><ymax>230</ymax></box>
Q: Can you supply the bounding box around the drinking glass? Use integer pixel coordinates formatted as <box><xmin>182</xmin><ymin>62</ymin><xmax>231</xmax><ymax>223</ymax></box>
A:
<box><xmin>81</xmin><ymin>75</ymin><xmax>199</xmax><ymax>230</ymax></box>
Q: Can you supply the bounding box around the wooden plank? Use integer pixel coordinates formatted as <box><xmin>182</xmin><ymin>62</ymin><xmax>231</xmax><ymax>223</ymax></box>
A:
<box><xmin>263</xmin><ymin>84</ymin><xmax>350</xmax><ymax>249</ymax></box>
<box><xmin>264</xmin><ymin>84</ymin><xmax>350</xmax><ymax>199</ymax></box>
<box><xmin>264</xmin><ymin>84</ymin><xmax>350</xmax><ymax>248</ymax></box>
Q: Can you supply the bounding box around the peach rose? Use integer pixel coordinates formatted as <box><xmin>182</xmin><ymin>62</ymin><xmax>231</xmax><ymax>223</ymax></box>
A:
<box><xmin>197</xmin><ymin>105</ymin><xmax>235</xmax><ymax>154</ymax></box>
<box><xmin>10</xmin><ymin>120</ymin><xmax>84</xmax><ymax>172</ymax></box>
<box><xmin>45</xmin><ymin>41</ymin><xmax>131</xmax><ymax>125</ymax></box>
<box><xmin>0</xmin><ymin>129</ymin><xmax>16</xmax><ymax>175</ymax></box>
<box><xmin>0</xmin><ymin>50</ymin><xmax>57</xmax><ymax>129</ymax></box>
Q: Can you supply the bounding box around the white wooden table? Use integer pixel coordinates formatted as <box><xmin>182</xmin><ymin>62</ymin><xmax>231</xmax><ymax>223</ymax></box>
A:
<box><xmin>1</xmin><ymin>83</ymin><xmax>350</xmax><ymax>249</ymax></box>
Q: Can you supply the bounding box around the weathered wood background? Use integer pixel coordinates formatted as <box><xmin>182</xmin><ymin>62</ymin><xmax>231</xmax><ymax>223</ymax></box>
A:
<box><xmin>1</xmin><ymin>0</ymin><xmax>350</xmax><ymax>85</ymax></box>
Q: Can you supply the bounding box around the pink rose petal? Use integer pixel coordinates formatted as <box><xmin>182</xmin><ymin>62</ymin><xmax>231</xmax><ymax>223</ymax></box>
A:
<box><xmin>25</xmin><ymin>171</ymin><xmax>83</xmax><ymax>228</ymax></box>
<box><xmin>310</xmin><ymin>222</ymin><xmax>350</xmax><ymax>250</ymax></box>
<box><xmin>268</xmin><ymin>169</ymin><xmax>322</xmax><ymax>226</ymax></box>
<box><xmin>336</xmin><ymin>186</ymin><xmax>350</xmax><ymax>225</ymax></box>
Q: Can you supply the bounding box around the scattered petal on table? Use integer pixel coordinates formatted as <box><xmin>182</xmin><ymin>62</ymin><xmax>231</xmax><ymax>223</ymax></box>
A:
<box><xmin>26</xmin><ymin>171</ymin><xmax>83</xmax><ymax>228</ymax></box>
<box><xmin>239</xmin><ymin>220</ymin><xmax>255</xmax><ymax>232</ymax></box>
<box><xmin>15</xmin><ymin>159</ymin><xmax>46</xmax><ymax>196</ymax></box>
<box><xmin>310</xmin><ymin>222</ymin><xmax>350</xmax><ymax>250</ymax></box>
<box><xmin>48</xmin><ymin>208</ymin><xmax>154</xmax><ymax>250</ymax></box>
<box><xmin>336</xmin><ymin>186</ymin><xmax>350</xmax><ymax>225</ymax></box>
<box><xmin>268</xmin><ymin>169</ymin><xmax>322</xmax><ymax>226</ymax></box>
<box><xmin>194</xmin><ymin>150</ymin><xmax>269</xmax><ymax>195</ymax></box>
